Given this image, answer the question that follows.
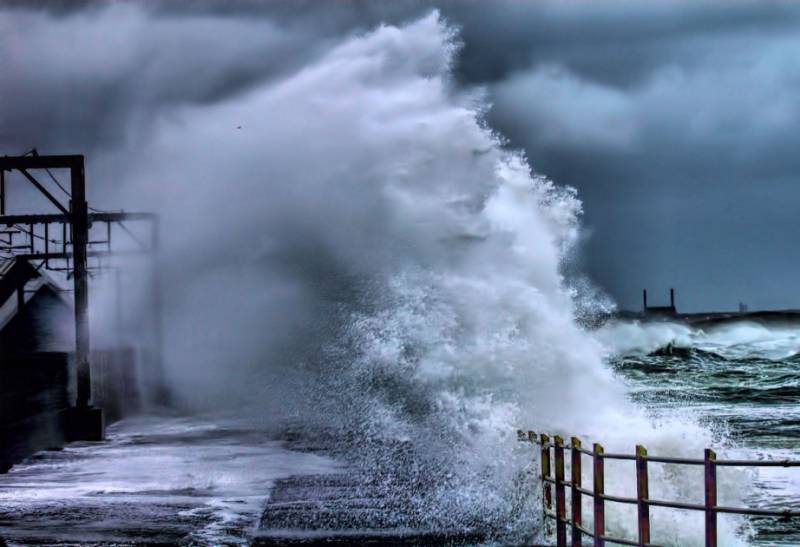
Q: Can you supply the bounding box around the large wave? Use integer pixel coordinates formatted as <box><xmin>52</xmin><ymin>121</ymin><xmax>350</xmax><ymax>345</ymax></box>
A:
<box><xmin>598</xmin><ymin>319</ymin><xmax>800</xmax><ymax>361</ymax></box>
<box><xmin>94</xmin><ymin>12</ymin><xmax>750</xmax><ymax>545</ymax></box>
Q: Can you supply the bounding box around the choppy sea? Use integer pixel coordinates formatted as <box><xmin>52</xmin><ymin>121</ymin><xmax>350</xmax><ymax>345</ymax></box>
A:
<box><xmin>607</xmin><ymin>319</ymin><xmax>800</xmax><ymax>545</ymax></box>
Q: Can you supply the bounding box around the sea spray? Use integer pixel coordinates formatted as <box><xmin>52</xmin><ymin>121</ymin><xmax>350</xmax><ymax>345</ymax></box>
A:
<box><xmin>105</xmin><ymin>12</ymin><xmax>750</xmax><ymax>545</ymax></box>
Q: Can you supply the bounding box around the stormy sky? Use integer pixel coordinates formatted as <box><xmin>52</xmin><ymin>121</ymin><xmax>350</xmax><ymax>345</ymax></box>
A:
<box><xmin>3</xmin><ymin>1</ymin><xmax>800</xmax><ymax>312</ymax></box>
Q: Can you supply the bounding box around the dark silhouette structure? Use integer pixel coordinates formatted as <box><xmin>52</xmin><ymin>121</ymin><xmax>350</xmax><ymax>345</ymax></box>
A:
<box><xmin>642</xmin><ymin>288</ymin><xmax>677</xmax><ymax>319</ymax></box>
<box><xmin>0</xmin><ymin>152</ymin><xmax>159</xmax><ymax>466</ymax></box>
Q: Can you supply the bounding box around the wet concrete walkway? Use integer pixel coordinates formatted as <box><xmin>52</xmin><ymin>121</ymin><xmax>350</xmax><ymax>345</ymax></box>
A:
<box><xmin>0</xmin><ymin>415</ymin><xmax>523</xmax><ymax>546</ymax></box>
<box><xmin>0</xmin><ymin>415</ymin><xmax>337</xmax><ymax>546</ymax></box>
<box><xmin>253</xmin><ymin>471</ymin><xmax>489</xmax><ymax>546</ymax></box>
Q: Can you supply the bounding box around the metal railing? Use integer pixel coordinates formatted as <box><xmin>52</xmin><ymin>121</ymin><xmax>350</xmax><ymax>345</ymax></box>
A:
<box><xmin>517</xmin><ymin>430</ymin><xmax>800</xmax><ymax>547</ymax></box>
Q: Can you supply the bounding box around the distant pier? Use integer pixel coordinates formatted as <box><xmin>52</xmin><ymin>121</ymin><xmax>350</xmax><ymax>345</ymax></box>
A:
<box><xmin>613</xmin><ymin>288</ymin><xmax>800</xmax><ymax>326</ymax></box>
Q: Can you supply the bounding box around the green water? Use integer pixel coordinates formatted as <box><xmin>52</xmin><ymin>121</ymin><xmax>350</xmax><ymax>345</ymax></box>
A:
<box><xmin>610</xmin><ymin>321</ymin><xmax>800</xmax><ymax>545</ymax></box>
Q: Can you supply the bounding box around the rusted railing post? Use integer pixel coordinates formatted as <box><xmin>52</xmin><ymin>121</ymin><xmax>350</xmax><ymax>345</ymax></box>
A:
<box><xmin>571</xmin><ymin>437</ymin><xmax>582</xmax><ymax>547</ymax></box>
<box><xmin>705</xmin><ymin>448</ymin><xmax>717</xmax><ymax>547</ymax></box>
<box><xmin>525</xmin><ymin>431</ymin><xmax>539</xmax><ymax>538</ymax></box>
<box><xmin>541</xmin><ymin>433</ymin><xmax>552</xmax><ymax>530</ymax></box>
<box><xmin>515</xmin><ymin>430</ymin><xmax>800</xmax><ymax>545</ymax></box>
<box><xmin>555</xmin><ymin>436</ymin><xmax>567</xmax><ymax>547</ymax></box>
<box><xmin>593</xmin><ymin>443</ymin><xmax>605</xmax><ymax>547</ymax></box>
<box><xmin>636</xmin><ymin>445</ymin><xmax>650</xmax><ymax>545</ymax></box>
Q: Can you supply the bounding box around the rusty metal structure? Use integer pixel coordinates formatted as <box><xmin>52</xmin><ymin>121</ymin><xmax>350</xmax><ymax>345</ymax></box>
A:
<box><xmin>519</xmin><ymin>430</ymin><xmax>800</xmax><ymax>547</ymax></box>
<box><xmin>0</xmin><ymin>152</ymin><xmax>159</xmax><ymax>439</ymax></box>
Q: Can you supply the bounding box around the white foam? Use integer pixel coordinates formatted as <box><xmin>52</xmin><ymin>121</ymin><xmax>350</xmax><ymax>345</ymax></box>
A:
<box><xmin>598</xmin><ymin>319</ymin><xmax>800</xmax><ymax>361</ymax></box>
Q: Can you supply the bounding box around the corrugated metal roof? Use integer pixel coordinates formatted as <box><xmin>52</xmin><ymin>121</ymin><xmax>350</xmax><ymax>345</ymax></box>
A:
<box><xmin>0</xmin><ymin>257</ymin><xmax>69</xmax><ymax>333</ymax></box>
<box><xmin>0</xmin><ymin>257</ymin><xmax>16</xmax><ymax>277</ymax></box>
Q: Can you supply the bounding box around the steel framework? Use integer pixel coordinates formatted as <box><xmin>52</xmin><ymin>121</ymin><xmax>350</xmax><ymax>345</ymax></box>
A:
<box><xmin>0</xmin><ymin>153</ymin><xmax>159</xmax><ymax>414</ymax></box>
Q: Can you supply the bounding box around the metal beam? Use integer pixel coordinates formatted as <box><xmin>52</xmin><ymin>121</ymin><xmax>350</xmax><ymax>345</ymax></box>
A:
<box><xmin>70</xmin><ymin>160</ymin><xmax>92</xmax><ymax>408</ymax></box>
<box><xmin>0</xmin><ymin>154</ymin><xmax>83</xmax><ymax>170</ymax></box>
<box><xmin>16</xmin><ymin>249</ymin><xmax>149</xmax><ymax>261</ymax></box>
<box><xmin>0</xmin><ymin>213</ymin><xmax>67</xmax><ymax>225</ymax></box>
<box><xmin>91</xmin><ymin>212</ymin><xmax>158</xmax><ymax>222</ymax></box>
<box><xmin>0</xmin><ymin>212</ymin><xmax>157</xmax><ymax>226</ymax></box>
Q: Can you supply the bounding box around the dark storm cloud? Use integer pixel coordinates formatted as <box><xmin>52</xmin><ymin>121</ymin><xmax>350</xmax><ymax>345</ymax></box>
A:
<box><xmin>464</xmin><ymin>1</ymin><xmax>800</xmax><ymax>311</ymax></box>
<box><xmin>3</xmin><ymin>0</ymin><xmax>800</xmax><ymax>311</ymax></box>
<box><xmin>0</xmin><ymin>4</ymin><xmax>335</xmax><ymax>153</ymax></box>
<box><xmin>449</xmin><ymin>2</ymin><xmax>800</xmax><ymax>86</ymax></box>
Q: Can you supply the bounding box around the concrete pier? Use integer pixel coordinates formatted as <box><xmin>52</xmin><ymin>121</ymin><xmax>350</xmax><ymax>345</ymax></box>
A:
<box><xmin>254</xmin><ymin>473</ymin><xmax>490</xmax><ymax>546</ymax></box>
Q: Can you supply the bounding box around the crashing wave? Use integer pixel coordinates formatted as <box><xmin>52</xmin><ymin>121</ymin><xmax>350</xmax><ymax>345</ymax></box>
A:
<box><xmin>98</xmin><ymin>10</ymin><xmax>751</xmax><ymax>545</ymax></box>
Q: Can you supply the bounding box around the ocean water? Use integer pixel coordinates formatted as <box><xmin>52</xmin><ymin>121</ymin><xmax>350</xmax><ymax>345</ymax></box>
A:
<box><xmin>601</xmin><ymin>319</ymin><xmax>800</xmax><ymax>545</ymax></box>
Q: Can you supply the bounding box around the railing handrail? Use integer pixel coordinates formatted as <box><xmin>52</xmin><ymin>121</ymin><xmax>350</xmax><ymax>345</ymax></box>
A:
<box><xmin>518</xmin><ymin>430</ymin><xmax>800</xmax><ymax>467</ymax></box>
<box><xmin>517</xmin><ymin>429</ymin><xmax>800</xmax><ymax>547</ymax></box>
